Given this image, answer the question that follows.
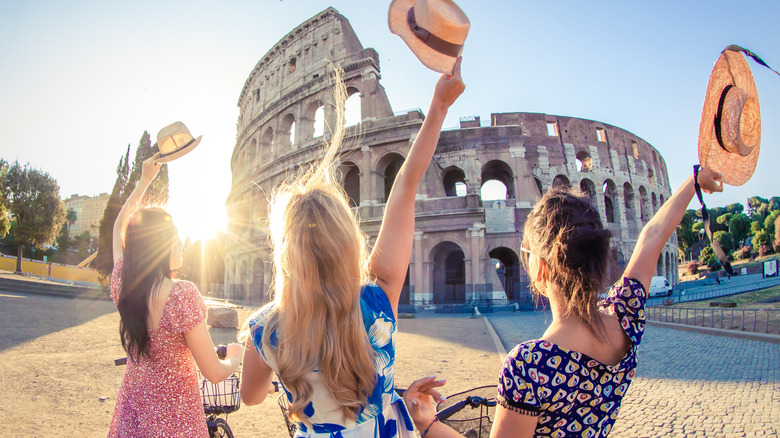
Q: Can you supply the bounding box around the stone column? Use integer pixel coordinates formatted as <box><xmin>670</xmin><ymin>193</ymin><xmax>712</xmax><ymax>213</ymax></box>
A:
<box><xmin>469</xmin><ymin>224</ymin><xmax>484</xmax><ymax>301</ymax></box>
<box><xmin>413</xmin><ymin>231</ymin><xmax>424</xmax><ymax>303</ymax></box>
<box><xmin>360</xmin><ymin>145</ymin><xmax>373</xmax><ymax>206</ymax></box>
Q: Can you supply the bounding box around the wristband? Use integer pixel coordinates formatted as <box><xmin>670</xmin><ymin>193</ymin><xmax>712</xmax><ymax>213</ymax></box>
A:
<box><xmin>422</xmin><ymin>416</ymin><xmax>439</xmax><ymax>437</ymax></box>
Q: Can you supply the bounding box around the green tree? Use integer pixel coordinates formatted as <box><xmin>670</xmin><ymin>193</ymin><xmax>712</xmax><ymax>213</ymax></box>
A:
<box><xmin>728</xmin><ymin>213</ymin><xmax>751</xmax><ymax>246</ymax></box>
<box><xmin>693</xmin><ymin>221</ymin><xmax>705</xmax><ymax>234</ymax></box>
<box><xmin>2</xmin><ymin>162</ymin><xmax>66</xmax><ymax>273</ymax></box>
<box><xmin>713</xmin><ymin>231</ymin><xmax>735</xmax><ymax>252</ymax></box>
<box><xmin>95</xmin><ymin>132</ymin><xmax>169</xmax><ymax>278</ymax></box>
<box><xmin>699</xmin><ymin>245</ymin><xmax>715</xmax><ymax>265</ymax></box>
<box><xmin>0</xmin><ymin>160</ymin><xmax>10</xmax><ymax>238</ymax></box>
<box><xmin>54</xmin><ymin>208</ymin><xmax>78</xmax><ymax>263</ymax></box>
<box><xmin>676</xmin><ymin>209</ymin><xmax>697</xmax><ymax>253</ymax></box>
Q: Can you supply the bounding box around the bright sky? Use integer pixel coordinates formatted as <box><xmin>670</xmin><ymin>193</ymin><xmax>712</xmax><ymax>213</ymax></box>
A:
<box><xmin>1</xmin><ymin>1</ymin><xmax>778</xmax><ymax>240</ymax></box>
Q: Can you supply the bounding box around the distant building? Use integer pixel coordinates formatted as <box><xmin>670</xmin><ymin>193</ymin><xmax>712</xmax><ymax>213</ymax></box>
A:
<box><xmin>63</xmin><ymin>193</ymin><xmax>110</xmax><ymax>238</ymax></box>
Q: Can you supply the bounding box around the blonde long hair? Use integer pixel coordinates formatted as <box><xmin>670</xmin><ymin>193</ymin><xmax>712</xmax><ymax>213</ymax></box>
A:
<box><xmin>261</xmin><ymin>66</ymin><xmax>375</xmax><ymax>422</ymax></box>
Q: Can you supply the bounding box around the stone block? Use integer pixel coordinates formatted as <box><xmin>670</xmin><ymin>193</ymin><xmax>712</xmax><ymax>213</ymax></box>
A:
<box><xmin>207</xmin><ymin>306</ymin><xmax>238</xmax><ymax>328</ymax></box>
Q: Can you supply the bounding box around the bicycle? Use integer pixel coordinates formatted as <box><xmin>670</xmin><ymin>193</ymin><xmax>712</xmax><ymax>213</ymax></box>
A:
<box><xmin>275</xmin><ymin>383</ymin><xmax>496</xmax><ymax>438</ymax></box>
<box><xmin>114</xmin><ymin>345</ymin><xmax>241</xmax><ymax>438</ymax></box>
<box><xmin>434</xmin><ymin>385</ymin><xmax>497</xmax><ymax>438</ymax></box>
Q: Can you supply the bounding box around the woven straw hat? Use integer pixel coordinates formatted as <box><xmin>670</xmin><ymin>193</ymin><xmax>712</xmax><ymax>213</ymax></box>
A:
<box><xmin>389</xmin><ymin>0</ymin><xmax>469</xmax><ymax>75</ymax></box>
<box><xmin>155</xmin><ymin>122</ymin><xmax>202</xmax><ymax>164</ymax></box>
<box><xmin>698</xmin><ymin>47</ymin><xmax>761</xmax><ymax>186</ymax></box>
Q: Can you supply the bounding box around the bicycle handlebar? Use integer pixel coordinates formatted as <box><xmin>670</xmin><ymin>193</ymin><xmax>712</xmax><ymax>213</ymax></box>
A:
<box><xmin>437</xmin><ymin>395</ymin><xmax>496</xmax><ymax>420</ymax></box>
<box><xmin>113</xmin><ymin>345</ymin><xmax>228</xmax><ymax>366</ymax></box>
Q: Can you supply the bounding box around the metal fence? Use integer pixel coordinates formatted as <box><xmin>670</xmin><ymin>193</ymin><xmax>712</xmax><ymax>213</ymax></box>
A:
<box><xmin>646</xmin><ymin>306</ymin><xmax>780</xmax><ymax>334</ymax></box>
<box><xmin>646</xmin><ymin>276</ymin><xmax>780</xmax><ymax>307</ymax></box>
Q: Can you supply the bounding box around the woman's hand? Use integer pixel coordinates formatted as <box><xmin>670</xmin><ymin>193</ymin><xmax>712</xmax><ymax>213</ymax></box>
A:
<box><xmin>403</xmin><ymin>376</ymin><xmax>447</xmax><ymax>430</ymax></box>
<box><xmin>141</xmin><ymin>153</ymin><xmax>162</xmax><ymax>183</ymax></box>
<box><xmin>431</xmin><ymin>57</ymin><xmax>465</xmax><ymax>112</ymax></box>
<box><xmin>226</xmin><ymin>342</ymin><xmax>244</xmax><ymax>367</ymax></box>
<box><xmin>696</xmin><ymin>167</ymin><xmax>724</xmax><ymax>194</ymax></box>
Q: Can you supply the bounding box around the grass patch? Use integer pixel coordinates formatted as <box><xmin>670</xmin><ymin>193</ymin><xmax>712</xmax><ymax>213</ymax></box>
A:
<box><xmin>671</xmin><ymin>285</ymin><xmax>780</xmax><ymax>309</ymax></box>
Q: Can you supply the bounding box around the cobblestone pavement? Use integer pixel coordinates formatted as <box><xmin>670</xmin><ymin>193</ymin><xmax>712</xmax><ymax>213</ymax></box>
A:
<box><xmin>488</xmin><ymin>311</ymin><xmax>780</xmax><ymax>437</ymax></box>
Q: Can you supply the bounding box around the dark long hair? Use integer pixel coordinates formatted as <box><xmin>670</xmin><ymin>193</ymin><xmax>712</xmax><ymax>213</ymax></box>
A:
<box><xmin>521</xmin><ymin>188</ymin><xmax>612</xmax><ymax>340</ymax></box>
<box><xmin>118</xmin><ymin>207</ymin><xmax>177</xmax><ymax>361</ymax></box>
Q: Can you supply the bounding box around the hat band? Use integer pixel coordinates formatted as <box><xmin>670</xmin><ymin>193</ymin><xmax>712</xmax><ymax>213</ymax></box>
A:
<box><xmin>407</xmin><ymin>8</ymin><xmax>462</xmax><ymax>58</ymax></box>
<box><xmin>713</xmin><ymin>84</ymin><xmax>733</xmax><ymax>153</ymax></box>
<box><xmin>158</xmin><ymin>137</ymin><xmax>197</xmax><ymax>159</ymax></box>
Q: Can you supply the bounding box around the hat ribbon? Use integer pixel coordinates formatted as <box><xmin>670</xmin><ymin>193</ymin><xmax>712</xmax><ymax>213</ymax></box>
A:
<box><xmin>693</xmin><ymin>164</ymin><xmax>734</xmax><ymax>276</ymax></box>
<box><xmin>724</xmin><ymin>45</ymin><xmax>780</xmax><ymax>77</ymax></box>
<box><xmin>158</xmin><ymin>137</ymin><xmax>197</xmax><ymax>160</ymax></box>
<box><xmin>407</xmin><ymin>7</ymin><xmax>462</xmax><ymax>58</ymax></box>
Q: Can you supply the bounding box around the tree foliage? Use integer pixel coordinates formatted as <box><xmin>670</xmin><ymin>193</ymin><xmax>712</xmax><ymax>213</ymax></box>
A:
<box><xmin>712</xmin><ymin>230</ymin><xmax>735</xmax><ymax>252</ymax></box>
<box><xmin>95</xmin><ymin>132</ymin><xmax>169</xmax><ymax>278</ymax></box>
<box><xmin>676</xmin><ymin>209</ymin><xmax>697</xmax><ymax>252</ymax></box>
<box><xmin>2</xmin><ymin>161</ymin><xmax>66</xmax><ymax>272</ymax></box>
<box><xmin>728</xmin><ymin>213</ymin><xmax>751</xmax><ymax>245</ymax></box>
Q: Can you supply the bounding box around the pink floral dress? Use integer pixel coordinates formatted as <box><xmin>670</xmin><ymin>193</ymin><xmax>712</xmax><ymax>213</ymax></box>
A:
<box><xmin>108</xmin><ymin>258</ymin><xmax>208</xmax><ymax>438</ymax></box>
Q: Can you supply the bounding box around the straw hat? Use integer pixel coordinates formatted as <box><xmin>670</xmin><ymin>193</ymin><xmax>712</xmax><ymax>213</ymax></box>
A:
<box><xmin>697</xmin><ymin>47</ymin><xmax>761</xmax><ymax>186</ymax></box>
<box><xmin>388</xmin><ymin>0</ymin><xmax>469</xmax><ymax>75</ymax></box>
<box><xmin>155</xmin><ymin>122</ymin><xmax>202</xmax><ymax>163</ymax></box>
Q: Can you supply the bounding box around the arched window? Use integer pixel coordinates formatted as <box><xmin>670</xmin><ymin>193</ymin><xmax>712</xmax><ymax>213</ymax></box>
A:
<box><xmin>377</xmin><ymin>153</ymin><xmax>405</xmax><ymax>203</ymax></box>
<box><xmin>579</xmin><ymin>178</ymin><xmax>596</xmax><ymax>203</ymax></box>
<box><xmin>576</xmin><ymin>151</ymin><xmax>593</xmax><ymax>173</ymax></box>
<box><xmin>639</xmin><ymin>186</ymin><xmax>650</xmax><ymax>221</ymax></box>
<box><xmin>261</xmin><ymin>126</ymin><xmax>273</xmax><ymax>158</ymax></box>
<box><xmin>481</xmin><ymin>160</ymin><xmax>514</xmax><ymax>199</ymax></box>
<box><xmin>431</xmin><ymin>241</ymin><xmax>466</xmax><ymax>304</ymax></box>
<box><xmin>280</xmin><ymin>114</ymin><xmax>296</xmax><ymax>148</ymax></box>
<box><xmin>534</xmin><ymin>177</ymin><xmax>543</xmax><ymax>198</ymax></box>
<box><xmin>443</xmin><ymin>167</ymin><xmax>467</xmax><ymax>197</ymax></box>
<box><xmin>603</xmin><ymin>180</ymin><xmax>617</xmax><ymax>223</ymax></box>
<box><xmin>345</xmin><ymin>87</ymin><xmax>361</xmax><ymax>127</ymax></box>
<box><xmin>339</xmin><ymin>161</ymin><xmax>360</xmax><ymax>207</ymax></box>
<box><xmin>303</xmin><ymin>100</ymin><xmax>325</xmax><ymax>140</ymax></box>
<box><xmin>552</xmin><ymin>175</ymin><xmax>570</xmax><ymax>189</ymax></box>
<box><xmin>623</xmin><ymin>183</ymin><xmax>636</xmax><ymax>222</ymax></box>
<box><xmin>631</xmin><ymin>141</ymin><xmax>639</xmax><ymax>160</ymax></box>
<box><xmin>651</xmin><ymin>192</ymin><xmax>658</xmax><ymax>214</ymax></box>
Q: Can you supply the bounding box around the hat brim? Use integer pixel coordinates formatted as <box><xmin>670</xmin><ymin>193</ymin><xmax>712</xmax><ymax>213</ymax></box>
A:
<box><xmin>697</xmin><ymin>50</ymin><xmax>760</xmax><ymax>186</ymax></box>
<box><xmin>388</xmin><ymin>0</ymin><xmax>462</xmax><ymax>75</ymax></box>
<box><xmin>155</xmin><ymin>135</ymin><xmax>202</xmax><ymax>164</ymax></box>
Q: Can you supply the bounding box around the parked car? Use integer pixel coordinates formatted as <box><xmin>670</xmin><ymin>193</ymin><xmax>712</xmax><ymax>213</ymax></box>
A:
<box><xmin>649</xmin><ymin>276</ymin><xmax>673</xmax><ymax>297</ymax></box>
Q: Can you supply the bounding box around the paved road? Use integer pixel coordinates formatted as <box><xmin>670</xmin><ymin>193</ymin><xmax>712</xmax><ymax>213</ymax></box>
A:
<box><xmin>488</xmin><ymin>311</ymin><xmax>780</xmax><ymax>437</ymax></box>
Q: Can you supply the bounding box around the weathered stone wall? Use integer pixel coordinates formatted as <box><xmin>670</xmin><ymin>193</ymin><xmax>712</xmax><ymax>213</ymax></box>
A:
<box><xmin>224</xmin><ymin>8</ymin><xmax>678</xmax><ymax>306</ymax></box>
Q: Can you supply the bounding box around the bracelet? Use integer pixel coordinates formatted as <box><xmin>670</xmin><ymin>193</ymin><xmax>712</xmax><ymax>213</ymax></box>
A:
<box><xmin>422</xmin><ymin>416</ymin><xmax>439</xmax><ymax>437</ymax></box>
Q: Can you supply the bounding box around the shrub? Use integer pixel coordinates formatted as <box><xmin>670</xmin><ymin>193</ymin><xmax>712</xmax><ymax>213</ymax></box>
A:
<box><xmin>687</xmin><ymin>262</ymin><xmax>700</xmax><ymax>275</ymax></box>
<box><xmin>708</xmin><ymin>259</ymin><xmax>722</xmax><ymax>272</ymax></box>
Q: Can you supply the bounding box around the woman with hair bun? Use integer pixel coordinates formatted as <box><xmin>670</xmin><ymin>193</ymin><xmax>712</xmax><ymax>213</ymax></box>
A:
<box><xmin>404</xmin><ymin>167</ymin><xmax>723</xmax><ymax>437</ymax></box>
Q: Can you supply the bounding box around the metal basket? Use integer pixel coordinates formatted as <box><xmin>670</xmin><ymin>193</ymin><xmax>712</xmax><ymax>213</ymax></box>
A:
<box><xmin>277</xmin><ymin>393</ymin><xmax>298</xmax><ymax>437</ymax></box>
<box><xmin>436</xmin><ymin>386</ymin><xmax>496</xmax><ymax>438</ymax></box>
<box><xmin>201</xmin><ymin>372</ymin><xmax>241</xmax><ymax>414</ymax></box>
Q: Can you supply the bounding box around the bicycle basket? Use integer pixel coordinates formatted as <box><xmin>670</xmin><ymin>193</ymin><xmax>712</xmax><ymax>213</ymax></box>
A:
<box><xmin>201</xmin><ymin>372</ymin><xmax>241</xmax><ymax>414</ymax></box>
<box><xmin>277</xmin><ymin>393</ymin><xmax>298</xmax><ymax>437</ymax></box>
<box><xmin>436</xmin><ymin>385</ymin><xmax>497</xmax><ymax>438</ymax></box>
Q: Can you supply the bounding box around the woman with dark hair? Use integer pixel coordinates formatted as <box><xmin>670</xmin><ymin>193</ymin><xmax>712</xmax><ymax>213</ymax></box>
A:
<box><xmin>404</xmin><ymin>167</ymin><xmax>723</xmax><ymax>437</ymax></box>
<box><xmin>107</xmin><ymin>155</ymin><xmax>242</xmax><ymax>437</ymax></box>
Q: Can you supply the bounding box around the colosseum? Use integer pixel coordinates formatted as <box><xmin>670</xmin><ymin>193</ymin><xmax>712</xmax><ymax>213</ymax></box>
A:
<box><xmin>224</xmin><ymin>8</ymin><xmax>678</xmax><ymax>308</ymax></box>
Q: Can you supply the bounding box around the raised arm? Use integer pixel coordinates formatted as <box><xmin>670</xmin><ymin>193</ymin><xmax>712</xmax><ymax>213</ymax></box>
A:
<box><xmin>624</xmin><ymin>167</ymin><xmax>722</xmax><ymax>291</ymax></box>
<box><xmin>112</xmin><ymin>154</ymin><xmax>161</xmax><ymax>262</ymax></box>
<box><xmin>369</xmin><ymin>58</ymin><xmax>465</xmax><ymax>313</ymax></box>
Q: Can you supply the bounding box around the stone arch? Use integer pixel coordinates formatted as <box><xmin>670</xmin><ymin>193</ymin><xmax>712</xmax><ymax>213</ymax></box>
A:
<box><xmin>279</xmin><ymin>113</ymin><xmax>296</xmax><ymax>149</ymax></box>
<box><xmin>237</xmin><ymin>259</ymin><xmax>248</xmax><ymax>301</ymax></box>
<box><xmin>552</xmin><ymin>174</ymin><xmax>571</xmax><ymax>189</ymax></box>
<box><xmin>430</xmin><ymin>241</ymin><xmax>466</xmax><ymax>304</ymax></box>
<box><xmin>579</xmin><ymin>178</ymin><xmax>596</xmax><ymax>203</ymax></box>
<box><xmin>533</xmin><ymin>177</ymin><xmax>544</xmax><ymax>198</ymax></box>
<box><xmin>603</xmin><ymin>179</ymin><xmax>617</xmax><ymax>223</ymax></box>
<box><xmin>252</xmin><ymin>258</ymin><xmax>265</xmax><ymax>302</ymax></box>
<box><xmin>656</xmin><ymin>253</ymin><xmax>663</xmax><ymax>276</ymax></box>
<box><xmin>303</xmin><ymin>99</ymin><xmax>325</xmax><ymax>140</ymax></box>
<box><xmin>639</xmin><ymin>185</ymin><xmax>650</xmax><ymax>221</ymax></box>
<box><xmin>623</xmin><ymin>182</ymin><xmax>636</xmax><ymax>222</ymax></box>
<box><xmin>248</xmin><ymin>138</ymin><xmax>258</xmax><ymax>173</ymax></box>
<box><xmin>260</xmin><ymin>126</ymin><xmax>273</xmax><ymax>158</ymax></box>
<box><xmin>339</xmin><ymin>161</ymin><xmax>360</xmax><ymax>207</ymax></box>
<box><xmin>345</xmin><ymin>86</ymin><xmax>361</xmax><ymax>127</ymax></box>
<box><xmin>659</xmin><ymin>194</ymin><xmax>665</xmax><ymax>206</ymax></box>
<box><xmin>443</xmin><ymin>166</ymin><xmax>467</xmax><ymax>197</ymax></box>
<box><xmin>651</xmin><ymin>192</ymin><xmax>658</xmax><ymax>214</ymax></box>
<box><xmin>664</xmin><ymin>252</ymin><xmax>670</xmax><ymax>281</ymax></box>
<box><xmin>489</xmin><ymin>247</ymin><xmax>523</xmax><ymax>301</ymax></box>
<box><xmin>481</xmin><ymin>160</ymin><xmax>514</xmax><ymax>199</ymax></box>
<box><xmin>376</xmin><ymin>152</ymin><xmax>405</xmax><ymax>203</ymax></box>
<box><xmin>648</xmin><ymin>167</ymin><xmax>656</xmax><ymax>187</ymax></box>
<box><xmin>576</xmin><ymin>150</ymin><xmax>593</xmax><ymax>173</ymax></box>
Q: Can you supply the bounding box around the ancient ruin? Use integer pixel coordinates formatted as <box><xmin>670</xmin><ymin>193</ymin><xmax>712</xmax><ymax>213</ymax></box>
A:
<box><xmin>224</xmin><ymin>8</ymin><xmax>677</xmax><ymax>308</ymax></box>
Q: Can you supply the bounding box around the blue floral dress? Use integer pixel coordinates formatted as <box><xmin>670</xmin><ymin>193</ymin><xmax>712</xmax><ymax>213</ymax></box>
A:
<box><xmin>247</xmin><ymin>284</ymin><xmax>415</xmax><ymax>438</ymax></box>
<box><xmin>497</xmin><ymin>277</ymin><xmax>647</xmax><ymax>437</ymax></box>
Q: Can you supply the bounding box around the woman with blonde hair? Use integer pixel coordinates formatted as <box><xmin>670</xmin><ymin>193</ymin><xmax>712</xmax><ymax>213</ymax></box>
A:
<box><xmin>239</xmin><ymin>60</ymin><xmax>465</xmax><ymax>436</ymax></box>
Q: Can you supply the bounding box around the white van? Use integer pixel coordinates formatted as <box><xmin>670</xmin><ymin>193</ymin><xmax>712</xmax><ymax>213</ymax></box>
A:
<box><xmin>649</xmin><ymin>276</ymin><xmax>672</xmax><ymax>297</ymax></box>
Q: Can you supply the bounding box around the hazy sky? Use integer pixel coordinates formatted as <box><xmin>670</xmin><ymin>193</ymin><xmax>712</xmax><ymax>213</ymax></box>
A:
<box><xmin>1</xmin><ymin>0</ymin><xmax>778</xmax><ymax>240</ymax></box>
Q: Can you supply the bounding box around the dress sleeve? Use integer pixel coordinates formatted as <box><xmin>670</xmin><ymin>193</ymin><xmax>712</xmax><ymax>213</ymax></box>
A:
<box><xmin>167</xmin><ymin>281</ymin><xmax>207</xmax><ymax>333</ymax></box>
<box><xmin>109</xmin><ymin>258</ymin><xmax>123</xmax><ymax>306</ymax></box>
<box><xmin>496</xmin><ymin>344</ymin><xmax>543</xmax><ymax>417</ymax></box>
<box><xmin>599</xmin><ymin>277</ymin><xmax>647</xmax><ymax>346</ymax></box>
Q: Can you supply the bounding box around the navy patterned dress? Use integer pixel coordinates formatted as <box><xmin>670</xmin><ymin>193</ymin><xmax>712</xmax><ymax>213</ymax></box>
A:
<box><xmin>497</xmin><ymin>277</ymin><xmax>647</xmax><ymax>437</ymax></box>
<box><xmin>247</xmin><ymin>284</ymin><xmax>415</xmax><ymax>438</ymax></box>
